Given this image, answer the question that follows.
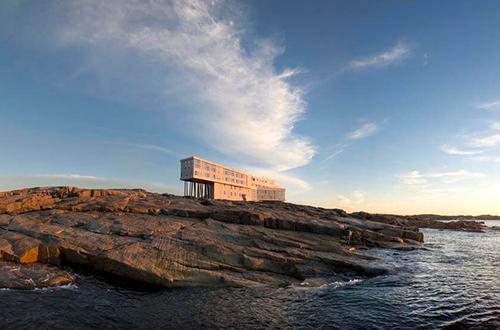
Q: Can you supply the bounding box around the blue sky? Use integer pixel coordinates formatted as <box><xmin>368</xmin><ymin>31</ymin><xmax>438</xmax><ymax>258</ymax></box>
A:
<box><xmin>1</xmin><ymin>0</ymin><xmax>500</xmax><ymax>215</ymax></box>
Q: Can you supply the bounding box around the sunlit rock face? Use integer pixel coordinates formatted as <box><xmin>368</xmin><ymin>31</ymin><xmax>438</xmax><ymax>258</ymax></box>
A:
<box><xmin>0</xmin><ymin>187</ymin><xmax>423</xmax><ymax>288</ymax></box>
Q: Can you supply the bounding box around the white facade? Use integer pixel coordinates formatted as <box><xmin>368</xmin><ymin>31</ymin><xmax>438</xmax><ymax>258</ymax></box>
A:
<box><xmin>180</xmin><ymin>156</ymin><xmax>285</xmax><ymax>202</ymax></box>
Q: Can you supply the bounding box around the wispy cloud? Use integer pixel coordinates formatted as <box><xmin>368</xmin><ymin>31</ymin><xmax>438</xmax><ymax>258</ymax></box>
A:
<box><xmin>467</xmin><ymin>135</ymin><xmax>500</xmax><ymax>148</ymax></box>
<box><xmin>400</xmin><ymin>171</ymin><xmax>427</xmax><ymax>185</ymax></box>
<box><xmin>423</xmin><ymin>53</ymin><xmax>430</xmax><ymax>66</ymax></box>
<box><xmin>477</xmin><ymin>101</ymin><xmax>500</xmax><ymax>110</ymax></box>
<box><xmin>428</xmin><ymin>170</ymin><xmax>486</xmax><ymax>183</ymax></box>
<box><xmin>401</xmin><ymin>170</ymin><xmax>486</xmax><ymax>186</ymax></box>
<box><xmin>122</xmin><ymin>143</ymin><xmax>185</xmax><ymax>158</ymax></box>
<box><xmin>348</xmin><ymin>122</ymin><xmax>380</xmax><ymax>140</ymax></box>
<box><xmin>442</xmin><ymin>121</ymin><xmax>500</xmax><ymax>158</ymax></box>
<box><xmin>348</xmin><ymin>41</ymin><xmax>411</xmax><ymax>71</ymax></box>
<box><xmin>490</xmin><ymin>122</ymin><xmax>500</xmax><ymax>130</ymax></box>
<box><xmin>4</xmin><ymin>0</ymin><xmax>315</xmax><ymax>173</ymax></box>
<box><xmin>336</xmin><ymin>195</ymin><xmax>351</xmax><ymax>206</ymax></box>
<box><xmin>321</xmin><ymin>149</ymin><xmax>344</xmax><ymax>163</ymax></box>
<box><xmin>352</xmin><ymin>191</ymin><xmax>365</xmax><ymax>204</ymax></box>
<box><xmin>441</xmin><ymin>144</ymin><xmax>483</xmax><ymax>155</ymax></box>
<box><xmin>335</xmin><ymin>190</ymin><xmax>366</xmax><ymax>208</ymax></box>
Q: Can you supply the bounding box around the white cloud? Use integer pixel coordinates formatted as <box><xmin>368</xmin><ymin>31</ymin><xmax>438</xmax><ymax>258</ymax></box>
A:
<box><xmin>400</xmin><ymin>169</ymin><xmax>485</xmax><ymax>186</ymax></box>
<box><xmin>428</xmin><ymin>170</ymin><xmax>486</xmax><ymax>183</ymax></box>
<box><xmin>336</xmin><ymin>195</ymin><xmax>351</xmax><ymax>206</ymax></box>
<box><xmin>348</xmin><ymin>122</ymin><xmax>380</xmax><ymax>140</ymax></box>
<box><xmin>468</xmin><ymin>134</ymin><xmax>500</xmax><ymax>148</ymax></box>
<box><xmin>0</xmin><ymin>174</ymin><xmax>179</xmax><ymax>194</ymax></box>
<box><xmin>348</xmin><ymin>41</ymin><xmax>411</xmax><ymax>70</ymax></box>
<box><xmin>352</xmin><ymin>191</ymin><xmax>365</xmax><ymax>204</ymax></box>
<box><xmin>490</xmin><ymin>122</ymin><xmax>500</xmax><ymax>130</ymax></box>
<box><xmin>53</xmin><ymin>0</ymin><xmax>315</xmax><ymax>172</ymax></box>
<box><xmin>442</xmin><ymin>122</ymin><xmax>500</xmax><ymax>159</ymax></box>
<box><xmin>441</xmin><ymin>144</ymin><xmax>483</xmax><ymax>155</ymax></box>
<box><xmin>334</xmin><ymin>191</ymin><xmax>365</xmax><ymax>208</ymax></box>
<box><xmin>477</xmin><ymin>101</ymin><xmax>500</xmax><ymax>110</ymax></box>
<box><xmin>400</xmin><ymin>171</ymin><xmax>427</xmax><ymax>185</ymax></box>
<box><xmin>4</xmin><ymin>0</ymin><xmax>315</xmax><ymax>173</ymax></box>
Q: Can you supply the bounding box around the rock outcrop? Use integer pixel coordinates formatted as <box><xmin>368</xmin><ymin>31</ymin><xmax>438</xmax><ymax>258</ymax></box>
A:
<box><xmin>0</xmin><ymin>261</ymin><xmax>74</xmax><ymax>290</ymax></box>
<box><xmin>0</xmin><ymin>187</ymin><xmax>424</xmax><ymax>288</ymax></box>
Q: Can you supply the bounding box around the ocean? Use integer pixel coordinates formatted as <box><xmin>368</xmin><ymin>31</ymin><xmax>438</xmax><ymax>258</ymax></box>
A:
<box><xmin>2</xmin><ymin>223</ymin><xmax>500</xmax><ymax>329</ymax></box>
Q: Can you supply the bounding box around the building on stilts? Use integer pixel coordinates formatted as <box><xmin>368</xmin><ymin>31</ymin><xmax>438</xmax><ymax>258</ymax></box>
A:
<box><xmin>180</xmin><ymin>156</ymin><xmax>285</xmax><ymax>202</ymax></box>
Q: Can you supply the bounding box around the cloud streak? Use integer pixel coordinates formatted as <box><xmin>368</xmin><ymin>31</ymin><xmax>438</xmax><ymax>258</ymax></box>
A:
<box><xmin>122</xmin><ymin>143</ymin><xmax>186</xmax><ymax>158</ymax></box>
<box><xmin>428</xmin><ymin>170</ymin><xmax>486</xmax><ymax>183</ymax></box>
<box><xmin>441</xmin><ymin>145</ymin><xmax>483</xmax><ymax>155</ymax></box>
<box><xmin>321</xmin><ymin>149</ymin><xmax>344</xmax><ymax>163</ymax></box>
<box><xmin>348</xmin><ymin>41</ymin><xmax>411</xmax><ymax>71</ymax></box>
<box><xmin>401</xmin><ymin>170</ymin><xmax>485</xmax><ymax>185</ymax></box>
<box><xmin>468</xmin><ymin>135</ymin><xmax>500</xmax><ymax>148</ymax></box>
<box><xmin>477</xmin><ymin>101</ymin><xmax>500</xmax><ymax>110</ymax></box>
<box><xmin>348</xmin><ymin>122</ymin><xmax>380</xmax><ymax>140</ymax></box>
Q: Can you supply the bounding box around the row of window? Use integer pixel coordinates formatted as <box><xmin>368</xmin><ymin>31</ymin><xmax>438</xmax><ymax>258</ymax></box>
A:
<box><xmin>223</xmin><ymin>191</ymin><xmax>245</xmax><ymax>197</ymax></box>
<box><xmin>197</xmin><ymin>160</ymin><xmax>247</xmax><ymax>178</ymax></box>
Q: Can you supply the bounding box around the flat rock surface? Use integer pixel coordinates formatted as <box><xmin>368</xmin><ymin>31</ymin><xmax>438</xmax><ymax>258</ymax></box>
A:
<box><xmin>0</xmin><ymin>187</ymin><xmax>424</xmax><ymax>287</ymax></box>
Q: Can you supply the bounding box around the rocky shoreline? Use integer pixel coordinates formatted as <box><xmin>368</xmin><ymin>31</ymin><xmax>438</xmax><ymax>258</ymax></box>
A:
<box><xmin>0</xmin><ymin>186</ymin><xmax>430</xmax><ymax>290</ymax></box>
<box><xmin>0</xmin><ymin>186</ymin><xmax>488</xmax><ymax>290</ymax></box>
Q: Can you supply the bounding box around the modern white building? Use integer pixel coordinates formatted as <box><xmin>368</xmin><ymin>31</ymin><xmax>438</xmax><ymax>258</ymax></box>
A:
<box><xmin>180</xmin><ymin>156</ymin><xmax>285</xmax><ymax>202</ymax></box>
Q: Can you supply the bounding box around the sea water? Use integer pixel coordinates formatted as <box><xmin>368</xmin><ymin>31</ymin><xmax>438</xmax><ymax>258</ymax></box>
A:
<box><xmin>2</xmin><ymin>224</ymin><xmax>500</xmax><ymax>329</ymax></box>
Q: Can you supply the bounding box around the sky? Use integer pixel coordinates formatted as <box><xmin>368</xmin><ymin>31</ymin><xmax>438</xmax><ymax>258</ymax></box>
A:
<box><xmin>1</xmin><ymin>0</ymin><xmax>500</xmax><ymax>215</ymax></box>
